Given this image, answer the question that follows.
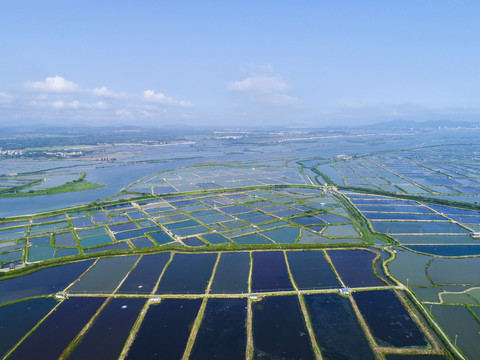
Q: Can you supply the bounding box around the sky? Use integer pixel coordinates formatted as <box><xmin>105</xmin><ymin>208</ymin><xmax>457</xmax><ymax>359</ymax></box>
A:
<box><xmin>1</xmin><ymin>1</ymin><xmax>479</xmax><ymax>128</ymax></box>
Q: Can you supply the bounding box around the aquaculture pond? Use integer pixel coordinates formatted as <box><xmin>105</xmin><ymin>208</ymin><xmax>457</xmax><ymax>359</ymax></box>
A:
<box><xmin>406</xmin><ymin>245</ymin><xmax>480</xmax><ymax>257</ymax></box>
<box><xmin>156</xmin><ymin>253</ymin><xmax>217</xmax><ymax>294</ymax></box>
<box><xmin>27</xmin><ymin>246</ymin><xmax>55</xmax><ymax>262</ymax></box>
<box><xmin>210</xmin><ymin>252</ymin><xmax>250</xmax><ymax>294</ymax></box>
<box><xmin>6</xmin><ymin>297</ymin><xmax>105</xmax><ymax>360</ymax></box>
<box><xmin>69</xmin><ymin>256</ymin><xmax>139</xmax><ymax>294</ymax></box>
<box><xmin>251</xmin><ymin>251</ymin><xmax>294</xmax><ymax>292</ymax></box>
<box><xmin>190</xmin><ymin>298</ymin><xmax>247</xmax><ymax>360</ymax></box>
<box><xmin>304</xmin><ymin>293</ymin><xmax>375</xmax><ymax>360</ymax></box>
<box><xmin>117</xmin><ymin>253</ymin><xmax>170</xmax><ymax>294</ymax></box>
<box><xmin>430</xmin><ymin>305</ymin><xmax>480</xmax><ymax>360</ymax></box>
<box><xmin>370</xmin><ymin>221</ymin><xmax>469</xmax><ymax>234</ymax></box>
<box><xmin>388</xmin><ymin>248</ymin><xmax>433</xmax><ymax>287</ymax></box>
<box><xmin>428</xmin><ymin>257</ymin><xmax>480</xmax><ymax>285</ymax></box>
<box><xmin>261</xmin><ymin>226</ymin><xmax>300</xmax><ymax>244</ymax></box>
<box><xmin>67</xmin><ymin>297</ymin><xmax>147</xmax><ymax>360</ymax></box>
<box><xmin>327</xmin><ymin>250</ymin><xmax>386</xmax><ymax>287</ymax></box>
<box><xmin>0</xmin><ymin>297</ymin><xmax>58</xmax><ymax>358</ymax></box>
<box><xmin>286</xmin><ymin>251</ymin><xmax>341</xmax><ymax>289</ymax></box>
<box><xmin>201</xmin><ymin>232</ymin><xmax>229</xmax><ymax>244</ymax></box>
<box><xmin>353</xmin><ymin>290</ymin><xmax>428</xmax><ymax>348</ymax></box>
<box><xmin>252</xmin><ymin>295</ymin><xmax>314</xmax><ymax>359</ymax></box>
<box><xmin>54</xmin><ymin>232</ymin><xmax>76</xmax><ymax>247</ymax></box>
<box><xmin>393</xmin><ymin>234</ymin><xmax>476</xmax><ymax>245</ymax></box>
<box><xmin>126</xmin><ymin>299</ymin><xmax>202</xmax><ymax>360</ymax></box>
<box><xmin>0</xmin><ymin>260</ymin><xmax>94</xmax><ymax>305</ymax></box>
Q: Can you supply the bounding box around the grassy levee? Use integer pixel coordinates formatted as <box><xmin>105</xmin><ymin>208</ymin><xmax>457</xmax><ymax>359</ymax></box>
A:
<box><xmin>0</xmin><ymin>179</ymin><xmax>43</xmax><ymax>196</ymax></box>
<box><xmin>0</xmin><ymin>179</ymin><xmax>104</xmax><ymax>198</ymax></box>
<box><xmin>331</xmin><ymin>190</ymin><xmax>384</xmax><ymax>245</ymax></box>
<box><xmin>57</xmin><ymin>297</ymin><xmax>111</xmax><ymax>360</ymax></box>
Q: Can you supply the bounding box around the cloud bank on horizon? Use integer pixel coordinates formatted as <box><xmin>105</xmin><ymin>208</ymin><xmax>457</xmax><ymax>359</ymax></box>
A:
<box><xmin>0</xmin><ymin>1</ymin><xmax>479</xmax><ymax>127</ymax></box>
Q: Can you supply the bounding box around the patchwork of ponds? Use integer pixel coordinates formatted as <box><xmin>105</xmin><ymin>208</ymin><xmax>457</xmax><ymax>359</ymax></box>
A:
<box><xmin>0</xmin><ymin>247</ymin><xmax>453</xmax><ymax>359</ymax></box>
<box><xmin>0</xmin><ymin>188</ymin><xmax>360</xmax><ymax>268</ymax></box>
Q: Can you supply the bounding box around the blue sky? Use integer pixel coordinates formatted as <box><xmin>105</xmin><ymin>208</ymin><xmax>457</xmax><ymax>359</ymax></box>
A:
<box><xmin>1</xmin><ymin>1</ymin><xmax>479</xmax><ymax>127</ymax></box>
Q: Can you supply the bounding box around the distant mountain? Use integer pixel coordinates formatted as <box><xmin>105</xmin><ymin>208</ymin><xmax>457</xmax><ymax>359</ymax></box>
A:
<box><xmin>364</xmin><ymin>119</ymin><xmax>480</xmax><ymax>129</ymax></box>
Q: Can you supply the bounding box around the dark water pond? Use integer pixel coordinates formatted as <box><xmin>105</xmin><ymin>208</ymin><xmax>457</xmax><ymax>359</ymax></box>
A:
<box><xmin>0</xmin><ymin>260</ymin><xmax>94</xmax><ymax>305</ymax></box>
<box><xmin>327</xmin><ymin>250</ymin><xmax>386</xmax><ymax>288</ymax></box>
<box><xmin>287</xmin><ymin>251</ymin><xmax>341</xmax><ymax>290</ymax></box>
<box><xmin>117</xmin><ymin>253</ymin><xmax>170</xmax><ymax>294</ymax></box>
<box><xmin>371</xmin><ymin>221</ymin><xmax>469</xmax><ymax>234</ymax></box>
<box><xmin>393</xmin><ymin>234</ymin><xmax>474</xmax><ymax>245</ymax></box>
<box><xmin>114</xmin><ymin>226</ymin><xmax>159</xmax><ymax>241</ymax></box>
<box><xmin>251</xmin><ymin>251</ymin><xmax>294</xmax><ymax>292</ymax></box>
<box><xmin>210</xmin><ymin>252</ymin><xmax>250</xmax><ymax>294</ymax></box>
<box><xmin>304</xmin><ymin>293</ymin><xmax>375</xmax><ymax>360</ymax></box>
<box><xmin>253</xmin><ymin>295</ymin><xmax>314</xmax><ymax>359</ymax></box>
<box><xmin>54</xmin><ymin>232</ymin><xmax>76</xmax><ymax>246</ymax></box>
<box><xmin>0</xmin><ymin>297</ymin><xmax>58</xmax><ymax>358</ymax></box>
<box><xmin>69</xmin><ymin>256</ymin><xmax>138</xmax><ymax>294</ymax></box>
<box><xmin>356</xmin><ymin>205</ymin><xmax>433</xmax><ymax>213</ymax></box>
<box><xmin>149</xmin><ymin>231</ymin><xmax>174</xmax><ymax>245</ymax></box>
<box><xmin>202</xmin><ymin>232</ymin><xmax>230</xmax><ymax>244</ymax></box>
<box><xmin>126</xmin><ymin>298</ymin><xmax>202</xmax><ymax>360</ymax></box>
<box><xmin>7</xmin><ymin>297</ymin><xmax>105</xmax><ymax>360</ymax></box>
<box><xmin>406</xmin><ymin>245</ymin><xmax>480</xmax><ymax>257</ymax></box>
<box><xmin>130</xmin><ymin>236</ymin><xmax>155</xmax><ymax>248</ymax></box>
<box><xmin>363</xmin><ymin>213</ymin><xmax>446</xmax><ymax>221</ymax></box>
<box><xmin>156</xmin><ymin>253</ymin><xmax>217</xmax><ymax>294</ymax></box>
<box><xmin>67</xmin><ymin>297</ymin><xmax>146</xmax><ymax>360</ymax></box>
<box><xmin>109</xmin><ymin>222</ymin><xmax>137</xmax><ymax>232</ymax></box>
<box><xmin>353</xmin><ymin>290</ymin><xmax>427</xmax><ymax>348</ymax></box>
<box><xmin>190</xmin><ymin>298</ymin><xmax>247</xmax><ymax>359</ymax></box>
<box><xmin>183</xmin><ymin>236</ymin><xmax>206</xmax><ymax>247</ymax></box>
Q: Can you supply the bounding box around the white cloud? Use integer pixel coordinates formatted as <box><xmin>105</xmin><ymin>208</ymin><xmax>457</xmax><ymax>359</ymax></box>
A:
<box><xmin>0</xmin><ymin>92</ymin><xmax>13</xmax><ymax>104</ymax></box>
<box><xmin>228</xmin><ymin>76</ymin><xmax>290</xmax><ymax>94</ymax></box>
<box><xmin>143</xmin><ymin>90</ymin><xmax>192</xmax><ymax>107</ymax></box>
<box><xmin>25</xmin><ymin>76</ymin><xmax>80</xmax><ymax>93</ymax></box>
<box><xmin>228</xmin><ymin>74</ymin><xmax>299</xmax><ymax>107</ymax></box>
<box><xmin>29</xmin><ymin>99</ymin><xmax>107</xmax><ymax>110</ymax></box>
<box><xmin>92</xmin><ymin>86</ymin><xmax>126</xmax><ymax>99</ymax></box>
